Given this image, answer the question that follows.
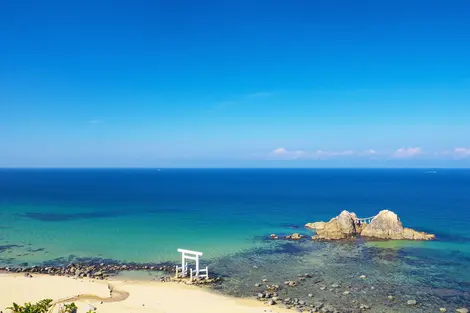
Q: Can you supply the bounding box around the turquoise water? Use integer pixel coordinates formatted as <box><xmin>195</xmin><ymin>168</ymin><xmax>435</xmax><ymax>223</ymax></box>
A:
<box><xmin>1</xmin><ymin>169</ymin><xmax>470</xmax><ymax>311</ymax></box>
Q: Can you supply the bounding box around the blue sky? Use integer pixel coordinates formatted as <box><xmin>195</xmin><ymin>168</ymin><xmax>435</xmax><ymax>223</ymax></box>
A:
<box><xmin>1</xmin><ymin>0</ymin><xmax>469</xmax><ymax>167</ymax></box>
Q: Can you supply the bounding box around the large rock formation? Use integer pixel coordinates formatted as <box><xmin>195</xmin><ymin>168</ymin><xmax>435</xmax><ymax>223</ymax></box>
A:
<box><xmin>305</xmin><ymin>209</ymin><xmax>435</xmax><ymax>241</ymax></box>
<box><xmin>361</xmin><ymin>210</ymin><xmax>435</xmax><ymax>240</ymax></box>
<box><xmin>309</xmin><ymin>210</ymin><xmax>358</xmax><ymax>240</ymax></box>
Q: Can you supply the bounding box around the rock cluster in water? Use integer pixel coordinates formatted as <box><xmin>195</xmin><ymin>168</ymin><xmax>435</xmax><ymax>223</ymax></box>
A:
<box><xmin>0</xmin><ymin>261</ymin><xmax>224</xmax><ymax>287</ymax></box>
<box><xmin>252</xmin><ymin>273</ymin><xmax>375</xmax><ymax>313</ymax></box>
<box><xmin>0</xmin><ymin>262</ymin><xmax>175</xmax><ymax>280</ymax></box>
<box><xmin>305</xmin><ymin>210</ymin><xmax>435</xmax><ymax>241</ymax></box>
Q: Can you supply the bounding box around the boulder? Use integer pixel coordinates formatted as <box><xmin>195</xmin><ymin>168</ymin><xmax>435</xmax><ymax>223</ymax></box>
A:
<box><xmin>311</xmin><ymin>211</ymin><xmax>357</xmax><ymax>240</ymax></box>
<box><xmin>305</xmin><ymin>222</ymin><xmax>326</xmax><ymax>230</ymax></box>
<box><xmin>361</xmin><ymin>210</ymin><xmax>435</xmax><ymax>240</ymax></box>
<box><xmin>286</xmin><ymin>233</ymin><xmax>305</xmax><ymax>240</ymax></box>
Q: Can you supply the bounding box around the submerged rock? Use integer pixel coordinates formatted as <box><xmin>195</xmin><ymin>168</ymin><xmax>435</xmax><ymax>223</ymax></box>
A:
<box><xmin>407</xmin><ymin>299</ymin><xmax>417</xmax><ymax>305</ymax></box>
<box><xmin>361</xmin><ymin>210</ymin><xmax>435</xmax><ymax>240</ymax></box>
<box><xmin>456</xmin><ymin>309</ymin><xmax>469</xmax><ymax>313</ymax></box>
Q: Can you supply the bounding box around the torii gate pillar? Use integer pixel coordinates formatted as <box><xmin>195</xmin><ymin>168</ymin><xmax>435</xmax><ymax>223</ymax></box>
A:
<box><xmin>177</xmin><ymin>248</ymin><xmax>203</xmax><ymax>277</ymax></box>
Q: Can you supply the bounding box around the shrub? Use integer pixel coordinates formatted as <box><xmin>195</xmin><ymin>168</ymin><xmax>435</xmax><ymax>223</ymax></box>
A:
<box><xmin>7</xmin><ymin>299</ymin><xmax>53</xmax><ymax>313</ymax></box>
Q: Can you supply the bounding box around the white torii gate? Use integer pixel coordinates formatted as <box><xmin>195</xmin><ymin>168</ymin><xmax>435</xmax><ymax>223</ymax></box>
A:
<box><xmin>175</xmin><ymin>248</ymin><xmax>208</xmax><ymax>280</ymax></box>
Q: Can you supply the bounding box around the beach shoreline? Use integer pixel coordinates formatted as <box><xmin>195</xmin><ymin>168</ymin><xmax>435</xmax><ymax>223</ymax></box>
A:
<box><xmin>0</xmin><ymin>273</ymin><xmax>288</xmax><ymax>313</ymax></box>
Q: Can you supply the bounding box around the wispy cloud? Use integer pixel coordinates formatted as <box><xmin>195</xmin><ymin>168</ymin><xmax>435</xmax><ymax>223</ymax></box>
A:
<box><xmin>364</xmin><ymin>149</ymin><xmax>377</xmax><ymax>155</ymax></box>
<box><xmin>311</xmin><ymin>149</ymin><xmax>355</xmax><ymax>159</ymax></box>
<box><xmin>393</xmin><ymin>147</ymin><xmax>422</xmax><ymax>158</ymax></box>
<box><xmin>453</xmin><ymin>147</ymin><xmax>470</xmax><ymax>159</ymax></box>
<box><xmin>268</xmin><ymin>148</ymin><xmax>307</xmax><ymax>160</ymax></box>
<box><xmin>268</xmin><ymin>148</ymin><xmax>355</xmax><ymax>160</ymax></box>
<box><xmin>267</xmin><ymin>146</ymin><xmax>470</xmax><ymax>161</ymax></box>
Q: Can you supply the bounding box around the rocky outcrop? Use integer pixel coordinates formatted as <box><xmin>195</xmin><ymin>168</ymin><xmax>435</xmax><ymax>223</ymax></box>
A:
<box><xmin>310</xmin><ymin>210</ymin><xmax>358</xmax><ymax>240</ymax></box>
<box><xmin>305</xmin><ymin>209</ymin><xmax>435</xmax><ymax>241</ymax></box>
<box><xmin>361</xmin><ymin>210</ymin><xmax>435</xmax><ymax>240</ymax></box>
<box><xmin>304</xmin><ymin>222</ymin><xmax>326</xmax><ymax>230</ymax></box>
<box><xmin>286</xmin><ymin>233</ymin><xmax>306</xmax><ymax>240</ymax></box>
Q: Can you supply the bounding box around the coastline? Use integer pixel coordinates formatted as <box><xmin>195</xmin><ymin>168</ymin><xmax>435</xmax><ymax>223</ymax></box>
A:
<box><xmin>0</xmin><ymin>273</ymin><xmax>288</xmax><ymax>313</ymax></box>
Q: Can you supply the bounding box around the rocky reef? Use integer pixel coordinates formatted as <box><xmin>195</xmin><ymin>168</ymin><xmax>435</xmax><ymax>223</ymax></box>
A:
<box><xmin>0</xmin><ymin>262</ymin><xmax>176</xmax><ymax>279</ymax></box>
<box><xmin>305</xmin><ymin>210</ymin><xmax>435</xmax><ymax>241</ymax></box>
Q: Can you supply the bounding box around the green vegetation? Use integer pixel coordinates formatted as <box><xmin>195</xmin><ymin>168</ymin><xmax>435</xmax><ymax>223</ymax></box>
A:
<box><xmin>7</xmin><ymin>300</ymin><xmax>97</xmax><ymax>313</ymax></box>
<box><xmin>7</xmin><ymin>299</ymin><xmax>53</xmax><ymax>313</ymax></box>
<box><xmin>62</xmin><ymin>303</ymin><xmax>78</xmax><ymax>313</ymax></box>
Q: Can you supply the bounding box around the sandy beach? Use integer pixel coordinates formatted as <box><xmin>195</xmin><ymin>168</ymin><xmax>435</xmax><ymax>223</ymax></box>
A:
<box><xmin>0</xmin><ymin>273</ymin><xmax>288</xmax><ymax>313</ymax></box>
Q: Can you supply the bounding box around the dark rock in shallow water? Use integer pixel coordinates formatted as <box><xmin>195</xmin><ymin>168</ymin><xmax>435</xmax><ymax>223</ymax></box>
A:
<box><xmin>0</xmin><ymin>260</ymin><xmax>177</xmax><ymax>280</ymax></box>
<box><xmin>0</xmin><ymin>244</ymin><xmax>23</xmax><ymax>253</ymax></box>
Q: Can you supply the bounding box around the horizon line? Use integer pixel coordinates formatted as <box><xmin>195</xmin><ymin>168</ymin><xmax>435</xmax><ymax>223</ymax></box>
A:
<box><xmin>0</xmin><ymin>167</ymin><xmax>468</xmax><ymax>170</ymax></box>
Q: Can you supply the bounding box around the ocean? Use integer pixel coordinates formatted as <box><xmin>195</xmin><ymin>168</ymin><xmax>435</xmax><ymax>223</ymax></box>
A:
<box><xmin>1</xmin><ymin>168</ymin><xmax>469</xmax><ymax>311</ymax></box>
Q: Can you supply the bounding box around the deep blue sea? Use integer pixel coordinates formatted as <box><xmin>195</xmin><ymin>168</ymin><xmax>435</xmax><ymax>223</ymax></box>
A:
<box><xmin>1</xmin><ymin>169</ymin><xmax>470</xmax><ymax>311</ymax></box>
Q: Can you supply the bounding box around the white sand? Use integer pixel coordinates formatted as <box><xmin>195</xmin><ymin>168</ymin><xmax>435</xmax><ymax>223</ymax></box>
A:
<box><xmin>0</xmin><ymin>274</ymin><xmax>288</xmax><ymax>313</ymax></box>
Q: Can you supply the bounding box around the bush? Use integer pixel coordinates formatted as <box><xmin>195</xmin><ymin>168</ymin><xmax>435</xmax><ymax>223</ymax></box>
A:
<box><xmin>7</xmin><ymin>299</ymin><xmax>97</xmax><ymax>313</ymax></box>
<box><xmin>62</xmin><ymin>303</ymin><xmax>78</xmax><ymax>313</ymax></box>
<box><xmin>7</xmin><ymin>299</ymin><xmax>53</xmax><ymax>313</ymax></box>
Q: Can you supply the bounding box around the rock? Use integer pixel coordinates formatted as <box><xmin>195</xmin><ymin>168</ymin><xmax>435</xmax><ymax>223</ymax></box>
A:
<box><xmin>308</xmin><ymin>293</ymin><xmax>313</xmax><ymax>297</ymax></box>
<box><xmin>387</xmin><ymin>295</ymin><xmax>394</xmax><ymax>300</ymax></box>
<box><xmin>456</xmin><ymin>309</ymin><xmax>469</xmax><ymax>313</ymax></box>
<box><xmin>255</xmin><ymin>283</ymin><xmax>261</xmax><ymax>287</ymax></box>
<box><xmin>361</xmin><ymin>210</ymin><xmax>435</xmax><ymax>240</ymax></box>
<box><xmin>407</xmin><ymin>300</ymin><xmax>417</xmax><ymax>305</ymax></box>
<box><xmin>360</xmin><ymin>275</ymin><xmax>367</xmax><ymax>279</ymax></box>
<box><xmin>440</xmin><ymin>308</ymin><xmax>446</xmax><ymax>312</ymax></box>
<box><xmin>266</xmin><ymin>284</ymin><xmax>279</xmax><ymax>291</ymax></box>
<box><xmin>313</xmin><ymin>302</ymin><xmax>324</xmax><ymax>309</ymax></box>
<box><xmin>343</xmin><ymin>291</ymin><xmax>350</xmax><ymax>295</ymax></box>
<box><xmin>310</xmin><ymin>211</ymin><xmax>357</xmax><ymax>240</ymax></box>
<box><xmin>269</xmin><ymin>234</ymin><xmax>278</xmax><ymax>240</ymax></box>
<box><xmin>359</xmin><ymin>304</ymin><xmax>370</xmax><ymax>310</ymax></box>
<box><xmin>286</xmin><ymin>233</ymin><xmax>305</xmax><ymax>240</ymax></box>
<box><xmin>320</xmin><ymin>286</ymin><xmax>326</xmax><ymax>290</ymax></box>
<box><xmin>262</xmin><ymin>279</ymin><xmax>268</xmax><ymax>283</ymax></box>
<box><xmin>258</xmin><ymin>293</ymin><xmax>265</xmax><ymax>299</ymax></box>
<box><xmin>267</xmin><ymin>299</ymin><xmax>276</xmax><ymax>305</ymax></box>
<box><xmin>331</xmin><ymin>284</ymin><xmax>340</xmax><ymax>288</ymax></box>
<box><xmin>305</xmin><ymin>222</ymin><xmax>326</xmax><ymax>230</ymax></box>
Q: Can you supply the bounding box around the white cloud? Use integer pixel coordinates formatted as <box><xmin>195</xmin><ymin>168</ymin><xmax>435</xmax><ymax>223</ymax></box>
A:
<box><xmin>364</xmin><ymin>149</ymin><xmax>377</xmax><ymax>155</ymax></box>
<box><xmin>393</xmin><ymin>147</ymin><xmax>422</xmax><ymax>158</ymax></box>
<box><xmin>311</xmin><ymin>150</ymin><xmax>355</xmax><ymax>159</ymax></box>
<box><xmin>268</xmin><ymin>148</ymin><xmax>355</xmax><ymax>160</ymax></box>
<box><xmin>453</xmin><ymin>148</ymin><xmax>470</xmax><ymax>159</ymax></box>
<box><xmin>269</xmin><ymin>148</ymin><xmax>306</xmax><ymax>160</ymax></box>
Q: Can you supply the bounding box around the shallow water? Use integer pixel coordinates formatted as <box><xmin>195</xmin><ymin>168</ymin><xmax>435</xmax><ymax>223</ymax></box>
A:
<box><xmin>208</xmin><ymin>240</ymin><xmax>470</xmax><ymax>312</ymax></box>
<box><xmin>1</xmin><ymin>169</ymin><xmax>470</xmax><ymax>311</ymax></box>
